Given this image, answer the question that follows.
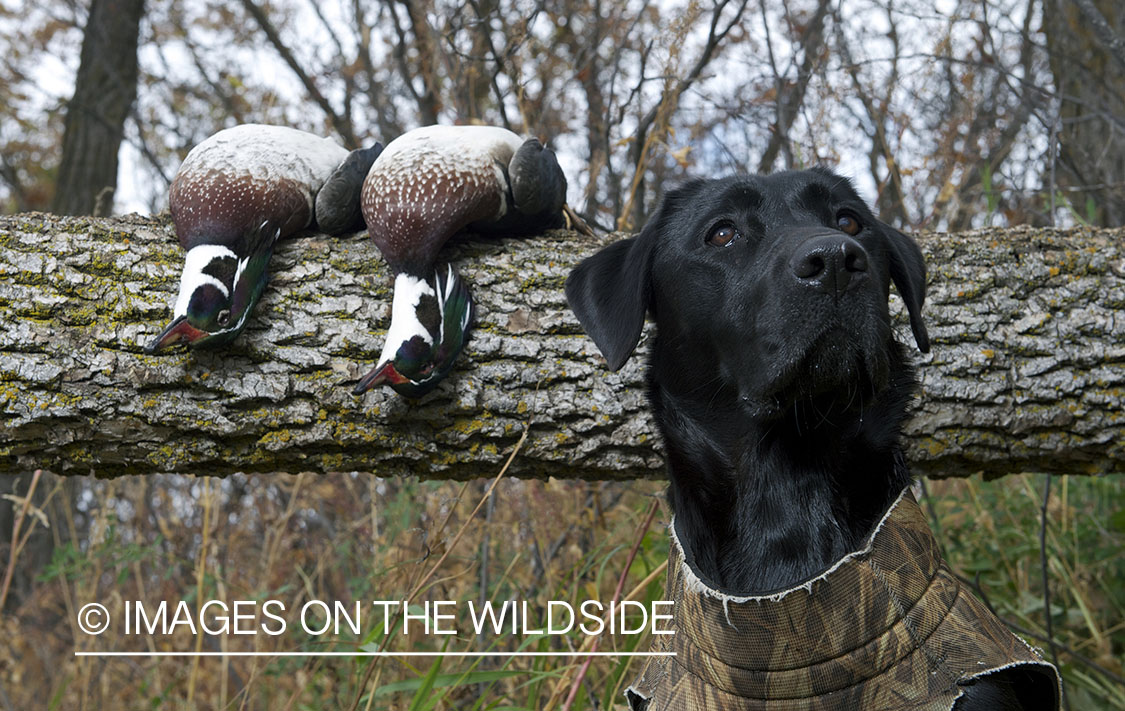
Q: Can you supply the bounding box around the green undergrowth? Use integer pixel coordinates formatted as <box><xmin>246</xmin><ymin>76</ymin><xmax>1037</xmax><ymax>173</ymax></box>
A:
<box><xmin>924</xmin><ymin>473</ymin><xmax>1125</xmax><ymax>709</ymax></box>
<box><xmin>5</xmin><ymin>471</ymin><xmax>1122</xmax><ymax>710</ymax></box>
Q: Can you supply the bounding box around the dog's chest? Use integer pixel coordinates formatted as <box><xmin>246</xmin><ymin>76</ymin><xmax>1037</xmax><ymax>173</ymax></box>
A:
<box><xmin>626</xmin><ymin>491</ymin><xmax>1059</xmax><ymax>711</ymax></box>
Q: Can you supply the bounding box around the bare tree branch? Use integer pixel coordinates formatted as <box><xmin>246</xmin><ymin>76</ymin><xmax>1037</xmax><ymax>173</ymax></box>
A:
<box><xmin>238</xmin><ymin>0</ymin><xmax>358</xmax><ymax>147</ymax></box>
<box><xmin>623</xmin><ymin>0</ymin><xmax>749</xmax><ymax>230</ymax></box>
<box><xmin>353</xmin><ymin>1</ymin><xmax>405</xmax><ymax>140</ymax></box>
<box><xmin>390</xmin><ymin>0</ymin><xmax>441</xmax><ymax>125</ymax></box>
<box><xmin>757</xmin><ymin>0</ymin><xmax>830</xmax><ymax>173</ymax></box>
<box><xmin>1072</xmin><ymin>0</ymin><xmax>1125</xmax><ymax>71</ymax></box>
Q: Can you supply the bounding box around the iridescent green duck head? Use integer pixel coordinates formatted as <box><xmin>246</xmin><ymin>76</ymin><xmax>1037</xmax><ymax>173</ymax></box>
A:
<box><xmin>353</xmin><ymin>265</ymin><xmax>474</xmax><ymax>398</ymax></box>
<box><xmin>146</xmin><ymin>221</ymin><xmax>280</xmax><ymax>352</ymax></box>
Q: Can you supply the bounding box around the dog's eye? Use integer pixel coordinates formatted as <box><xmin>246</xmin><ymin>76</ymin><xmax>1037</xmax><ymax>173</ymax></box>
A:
<box><xmin>836</xmin><ymin>212</ymin><xmax>862</xmax><ymax>236</ymax></box>
<box><xmin>707</xmin><ymin>224</ymin><xmax>740</xmax><ymax>247</ymax></box>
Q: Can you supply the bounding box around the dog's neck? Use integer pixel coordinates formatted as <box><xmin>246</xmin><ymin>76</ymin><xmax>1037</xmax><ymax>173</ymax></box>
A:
<box><xmin>647</xmin><ymin>349</ymin><xmax>914</xmax><ymax>595</ymax></box>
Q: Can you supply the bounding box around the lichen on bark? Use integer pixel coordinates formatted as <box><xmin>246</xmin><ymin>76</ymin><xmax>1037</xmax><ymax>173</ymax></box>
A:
<box><xmin>0</xmin><ymin>213</ymin><xmax>1121</xmax><ymax>479</ymax></box>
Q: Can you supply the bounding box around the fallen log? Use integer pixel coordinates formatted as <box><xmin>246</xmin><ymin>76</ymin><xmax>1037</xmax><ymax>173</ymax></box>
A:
<box><xmin>0</xmin><ymin>213</ymin><xmax>1121</xmax><ymax>478</ymax></box>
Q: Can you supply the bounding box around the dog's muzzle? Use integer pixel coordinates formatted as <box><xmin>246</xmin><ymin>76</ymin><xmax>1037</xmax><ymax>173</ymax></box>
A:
<box><xmin>626</xmin><ymin>489</ymin><xmax>1061</xmax><ymax>711</ymax></box>
<box><xmin>789</xmin><ymin>233</ymin><xmax>868</xmax><ymax>296</ymax></box>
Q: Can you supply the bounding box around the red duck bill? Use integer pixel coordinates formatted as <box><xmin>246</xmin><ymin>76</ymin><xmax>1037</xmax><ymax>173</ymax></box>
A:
<box><xmin>145</xmin><ymin>315</ymin><xmax>210</xmax><ymax>352</ymax></box>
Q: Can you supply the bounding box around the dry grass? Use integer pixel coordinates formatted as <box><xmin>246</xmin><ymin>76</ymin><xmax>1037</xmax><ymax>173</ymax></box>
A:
<box><xmin>1</xmin><ymin>469</ymin><xmax>1121</xmax><ymax>710</ymax></box>
<box><xmin>1</xmin><ymin>469</ymin><xmax>668</xmax><ymax>710</ymax></box>
<box><xmin>922</xmin><ymin>474</ymin><xmax>1125</xmax><ymax>710</ymax></box>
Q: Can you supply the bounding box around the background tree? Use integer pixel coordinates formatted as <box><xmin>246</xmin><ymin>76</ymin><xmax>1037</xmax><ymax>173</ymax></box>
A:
<box><xmin>9</xmin><ymin>0</ymin><xmax>1122</xmax><ymax>230</ymax></box>
<box><xmin>1</xmin><ymin>3</ymin><xmax>1123</xmax><ymax>706</ymax></box>
<box><xmin>1043</xmin><ymin>0</ymin><xmax>1125</xmax><ymax>225</ymax></box>
<box><xmin>49</xmin><ymin>0</ymin><xmax>145</xmax><ymax>216</ymax></box>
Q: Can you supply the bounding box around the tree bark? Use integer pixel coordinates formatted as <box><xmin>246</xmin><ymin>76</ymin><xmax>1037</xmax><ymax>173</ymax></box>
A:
<box><xmin>1043</xmin><ymin>0</ymin><xmax>1125</xmax><ymax>226</ymax></box>
<box><xmin>51</xmin><ymin>0</ymin><xmax>145</xmax><ymax>216</ymax></box>
<box><xmin>0</xmin><ymin>213</ymin><xmax>1122</xmax><ymax>479</ymax></box>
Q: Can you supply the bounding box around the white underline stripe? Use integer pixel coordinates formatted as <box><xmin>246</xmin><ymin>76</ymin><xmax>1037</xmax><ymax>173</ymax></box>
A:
<box><xmin>75</xmin><ymin>651</ymin><xmax>676</xmax><ymax>658</ymax></box>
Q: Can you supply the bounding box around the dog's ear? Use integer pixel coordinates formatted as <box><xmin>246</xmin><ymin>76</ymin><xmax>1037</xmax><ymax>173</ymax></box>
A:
<box><xmin>883</xmin><ymin>224</ymin><xmax>931</xmax><ymax>353</ymax></box>
<box><xmin>565</xmin><ymin>226</ymin><xmax>657</xmax><ymax>371</ymax></box>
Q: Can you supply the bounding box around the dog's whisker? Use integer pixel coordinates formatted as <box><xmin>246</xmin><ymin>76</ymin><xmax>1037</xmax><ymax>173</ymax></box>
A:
<box><xmin>844</xmin><ymin>381</ymin><xmax>860</xmax><ymax>415</ymax></box>
<box><xmin>704</xmin><ymin>379</ymin><xmax>728</xmax><ymax>408</ymax></box>
<box><xmin>813</xmin><ymin>398</ymin><xmax>837</xmax><ymax>430</ymax></box>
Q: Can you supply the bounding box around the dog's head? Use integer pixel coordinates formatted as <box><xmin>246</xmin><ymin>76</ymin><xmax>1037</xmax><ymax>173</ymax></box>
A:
<box><xmin>567</xmin><ymin>168</ymin><xmax>929</xmax><ymax>418</ymax></box>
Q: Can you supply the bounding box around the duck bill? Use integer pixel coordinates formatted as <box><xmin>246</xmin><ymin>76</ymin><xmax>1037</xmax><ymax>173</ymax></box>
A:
<box><xmin>145</xmin><ymin>316</ymin><xmax>209</xmax><ymax>353</ymax></box>
<box><xmin>352</xmin><ymin>361</ymin><xmax>411</xmax><ymax>395</ymax></box>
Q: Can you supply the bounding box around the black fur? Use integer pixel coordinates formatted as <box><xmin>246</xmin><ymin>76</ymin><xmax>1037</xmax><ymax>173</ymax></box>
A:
<box><xmin>566</xmin><ymin>169</ymin><xmax>1024</xmax><ymax>710</ymax></box>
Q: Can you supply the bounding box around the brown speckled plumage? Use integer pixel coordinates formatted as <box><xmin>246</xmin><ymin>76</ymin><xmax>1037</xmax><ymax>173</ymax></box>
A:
<box><xmin>169</xmin><ymin>124</ymin><xmax>349</xmax><ymax>250</ymax></box>
<box><xmin>351</xmin><ymin>124</ymin><xmax>567</xmax><ymax>397</ymax></box>
<box><xmin>171</xmin><ymin>171</ymin><xmax>309</xmax><ymax>252</ymax></box>
<box><xmin>360</xmin><ymin>125</ymin><xmax>523</xmax><ymax>275</ymax></box>
<box><xmin>148</xmin><ymin>124</ymin><xmax>352</xmax><ymax>352</ymax></box>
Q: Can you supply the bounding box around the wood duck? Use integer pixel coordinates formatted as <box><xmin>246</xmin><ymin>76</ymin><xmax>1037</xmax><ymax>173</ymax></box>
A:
<box><xmin>352</xmin><ymin>124</ymin><xmax>567</xmax><ymax>398</ymax></box>
<box><xmin>146</xmin><ymin>123</ymin><xmax>381</xmax><ymax>352</ymax></box>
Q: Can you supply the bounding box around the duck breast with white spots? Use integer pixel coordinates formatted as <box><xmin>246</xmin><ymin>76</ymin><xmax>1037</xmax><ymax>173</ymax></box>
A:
<box><xmin>353</xmin><ymin>124</ymin><xmax>568</xmax><ymax>398</ymax></box>
<box><xmin>147</xmin><ymin>124</ymin><xmax>381</xmax><ymax>352</ymax></box>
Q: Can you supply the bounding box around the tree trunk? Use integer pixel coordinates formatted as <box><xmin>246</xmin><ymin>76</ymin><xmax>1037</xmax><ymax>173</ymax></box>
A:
<box><xmin>0</xmin><ymin>213</ymin><xmax>1121</xmax><ymax>479</ymax></box>
<box><xmin>51</xmin><ymin>0</ymin><xmax>145</xmax><ymax>216</ymax></box>
<box><xmin>1043</xmin><ymin>0</ymin><xmax>1125</xmax><ymax>226</ymax></box>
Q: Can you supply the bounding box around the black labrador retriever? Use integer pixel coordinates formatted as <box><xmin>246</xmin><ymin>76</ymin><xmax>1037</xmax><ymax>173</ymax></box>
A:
<box><xmin>566</xmin><ymin>168</ymin><xmax>1058</xmax><ymax>710</ymax></box>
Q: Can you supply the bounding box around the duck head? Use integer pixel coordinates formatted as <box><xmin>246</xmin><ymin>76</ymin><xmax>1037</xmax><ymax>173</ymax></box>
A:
<box><xmin>146</xmin><ymin>221</ymin><xmax>281</xmax><ymax>352</ymax></box>
<box><xmin>353</xmin><ymin>265</ymin><xmax>474</xmax><ymax>398</ymax></box>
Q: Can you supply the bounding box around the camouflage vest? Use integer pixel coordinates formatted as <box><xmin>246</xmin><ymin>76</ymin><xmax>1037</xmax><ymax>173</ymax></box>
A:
<box><xmin>627</xmin><ymin>489</ymin><xmax>1060</xmax><ymax>711</ymax></box>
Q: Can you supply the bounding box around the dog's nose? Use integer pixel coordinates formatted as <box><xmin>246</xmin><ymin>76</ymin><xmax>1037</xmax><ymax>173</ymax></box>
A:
<box><xmin>790</xmin><ymin>235</ymin><xmax>868</xmax><ymax>293</ymax></box>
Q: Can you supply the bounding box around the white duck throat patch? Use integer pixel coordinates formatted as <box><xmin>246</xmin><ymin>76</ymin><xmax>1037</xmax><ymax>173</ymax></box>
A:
<box><xmin>378</xmin><ymin>273</ymin><xmax>437</xmax><ymax>364</ymax></box>
<box><xmin>173</xmin><ymin>245</ymin><xmax>237</xmax><ymax>318</ymax></box>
